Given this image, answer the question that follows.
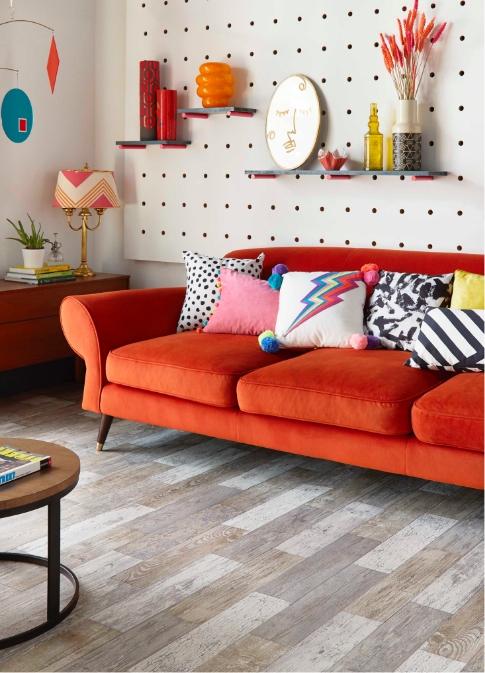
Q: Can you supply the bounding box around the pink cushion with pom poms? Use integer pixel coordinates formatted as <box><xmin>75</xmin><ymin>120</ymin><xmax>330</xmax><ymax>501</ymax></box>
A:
<box><xmin>204</xmin><ymin>268</ymin><xmax>280</xmax><ymax>336</ymax></box>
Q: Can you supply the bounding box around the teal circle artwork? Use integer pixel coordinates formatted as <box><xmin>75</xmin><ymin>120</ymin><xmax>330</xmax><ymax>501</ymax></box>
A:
<box><xmin>1</xmin><ymin>88</ymin><xmax>34</xmax><ymax>143</ymax></box>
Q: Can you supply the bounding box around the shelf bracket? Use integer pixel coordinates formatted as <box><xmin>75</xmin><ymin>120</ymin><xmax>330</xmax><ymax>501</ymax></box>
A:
<box><xmin>250</xmin><ymin>174</ymin><xmax>276</xmax><ymax>180</ymax></box>
<box><xmin>118</xmin><ymin>145</ymin><xmax>146</xmax><ymax>150</ymax></box>
<box><xmin>412</xmin><ymin>176</ymin><xmax>434</xmax><ymax>181</ymax></box>
<box><xmin>181</xmin><ymin>112</ymin><xmax>209</xmax><ymax>119</ymax></box>
<box><xmin>226</xmin><ymin>111</ymin><xmax>254</xmax><ymax>118</ymax></box>
<box><xmin>326</xmin><ymin>175</ymin><xmax>351</xmax><ymax>180</ymax></box>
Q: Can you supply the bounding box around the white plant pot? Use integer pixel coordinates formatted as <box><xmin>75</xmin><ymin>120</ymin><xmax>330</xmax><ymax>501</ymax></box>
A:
<box><xmin>22</xmin><ymin>248</ymin><xmax>45</xmax><ymax>269</ymax></box>
<box><xmin>392</xmin><ymin>99</ymin><xmax>422</xmax><ymax>171</ymax></box>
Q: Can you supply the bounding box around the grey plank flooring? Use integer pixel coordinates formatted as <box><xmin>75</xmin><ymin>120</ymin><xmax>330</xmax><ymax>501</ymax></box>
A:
<box><xmin>0</xmin><ymin>382</ymin><xmax>482</xmax><ymax>672</ymax></box>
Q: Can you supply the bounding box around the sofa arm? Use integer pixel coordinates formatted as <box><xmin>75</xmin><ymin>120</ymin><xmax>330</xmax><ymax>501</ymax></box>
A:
<box><xmin>60</xmin><ymin>287</ymin><xmax>186</xmax><ymax>413</ymax></box>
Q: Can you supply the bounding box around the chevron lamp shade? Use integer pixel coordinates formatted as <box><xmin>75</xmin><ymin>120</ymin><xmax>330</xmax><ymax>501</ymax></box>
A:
<box><xmin>53</xmin><ymin>169</ymin><xmax>120</xmax><ymax>209</ymax></box>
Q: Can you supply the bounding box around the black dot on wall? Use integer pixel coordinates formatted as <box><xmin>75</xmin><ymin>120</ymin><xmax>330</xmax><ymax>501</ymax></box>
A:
<box><xmin>271</xmin><ymin>205</ymin><xmax>276</xmax><ymax>210</ymax></box>
<box><xmin>400</xmin><ymin>175</ymin><xmax>405</xmax><ymax>180</ymax></box>
<box><xmin>250</xmin><ymin>52</ymin><xmax>254</xmax><ymax>56</ymax></box>
<box><xmin>399</xmin><ymin>242</ymin><xmax>404</xmax><ymax>248</ymax></box>
<box><xmin>273</xmin><ymin>18</ymin><xmax>277</xmax><ymax>23</ymax></box>
<box><xmin>372</xmin><ymin>241</ymin><xmax>377</xmax><ymax>246</ymax></box>
<box><xmin>460</xmin><ymin>35</ymin><xmax>465</xmax><ymax>40</ymax></box>
<box><xmin>297</xmin><ymin>48</ymin><xmax>301</xmax><ymax>53</ymax></box>
<box><xmin>322</xmin><ymin>46</ymin><xmax>327</xmax><ymax>51</ymax></box>
<box><xmin>226</xmin><ymin>174</ymin><xmax>230</xmax><ymax>178</ymax></box>
<box><xmin>457</xmin><ymin>210</ymin><xmax>463</xmax><ymax>216</ymax></box>
<box><xmin>203</xmin><ymin>203</ymin><xmax>207</xmax><ymax>208</ymax></box>
<box><xmin>431</xmin><ymin>3</ymin><xmax>435</xmax><ymax>7</ymax></box>
<box><xmin>184</xmin><ymin>56</ymin><xmax>188</xmax><ymax>61</ymax></box>
<box><xmin>345</xmin><ymin>207</ymin><xmax>350</xmax><ymax>212</ymax></box>
<box><xmin>322</xmin><ymin>110</ymin><xmax>326</xmax><ymax>116</ymax></box>
<box><xmin>458</xmin><ymin>140</ymin><xmax>464</xmax><ymax>146</ymax></box>
<box><xmin>162</xmin><ymin>202</ymin><xmax>165</xmax><ymax>206</ymax></box>
<box><xmin>248</xmin><ymin>204</ymin><xmax>252</xmax><ymax>209</ymax></box>
<box><xmin>227</xmin><ymin>53</ymin><xmax>231</xmax><ymax>58</ymax></box>
<box><xmin>250</xmin><ymin>20</ymin><xmax>254</xmax><ymax>25</ymax></box>
<box><xmin>142</xmin><ymin>201</ymin><xmax>146</xmax><ymax>206</ymax></box>
<box><xmin>346</xmin><ymin>142</ymin><xmax>351</xmax><ymax>147</ymax></box>
<box><xmin>402</xmin><ymin>6</ymin><xmax>407</xmax><ymax>11</ymax></box>
<box><xmin>372</xmin><ymin>208</ymin><xmax>377</xmax><ymax>213</ymax></box>
<box><xmin>271</xmin><ymin>236</ymin><xmax>275</xmax><ymax>241</ymax></box>
<box><xmin>273</xmin><ymin>50</ymin><xmax>277</xmax><ymax>55</ymax></box>
<box><xmin>298</xmin><ymin>16</ymin><xmax>302</xmax><ymax>21</ymax></box>
<box><xmin>226</xmin><ymin>144</ymin><xmax>230</xmax><ymax>148</ymax></box>
<box><xmin>161</xmin><ymin>230</ymin><xmax>165</xmax><ymax>235</ymax></box>
<box><xmin>429</xmin><ymin>107</ymin><xmax>435</xmax><ymax>112</ymax></box>
<box><xmin>429</xmin><ymin>141</ymin><xmax>434</xmax><ymax>146</ymax></box>
<box><xmin>225</xmin><ymin>233</ymin><xmax>229</xmax><ymax>238</ymax></box>
<box><xmin>373</xmin><ymin>175</ymin><xmax>378</xmax><ymax>180</ymax></box>
<box><xmin>142</xmin><ymin>173</ymin><xmax>146</xmax><ymax>177</ymax></box>
<box><xmin>164</xmin><ymin>29</ymin><xmax>167</xmax><ymax>34</ymax></box>
<box><xmin>141</xmin><ymin>229</ymin><xmax>145</xmax><ymax>234</ymax></box>
<box><xmin>459</xmin><ymin>70</ymin><xmax>465</xmax><ymax>76</ymax></box>
<box><xmin>295</xmin><ymin>237</ymin><xmax>299</xmax><ymax>242</ymax></box>
<box><xmin>296</xmin><ymin>175</ymin><xmax>300</xmax><ymax>179</ymax></box>
<box><xmin>273</xmin><ymin>81</ymin><xmax>277</xmax><ymax>86</ymax></box>
<box><xmin>429</xmin><ymin>72</ymin><xmax>435</xmax><ymax>77</ymax></box>
<box><xmin>400</xmin><ymin>208</ymin><xmax>405</xmax><ymax>214</ymax></box>
<box><xmin>374</xmin><ymin>75</ymin><xmax>379</xmax><ymax>80</ymax></box>
<box><xmin>347</xmin><ymin>76</ymin><xmax>352</xmax><ymax>82</ymax></box>
<box><xmin>348</xmin><ymin>11</ymin><xmax>353</xmax><ymax>16</ymax></box>
<box><xmin>347</xmin><ymin>109</ymin><xmax>352</xmax><ymax>114</ymax></box>
<box><xmin>322</xmin><ymin>78</ymin><xmax>326</xmax><ymax>83</ymax></box>
<box><xmin>428</xmin><ymin>209</ymin><xmax>433</xmax><ymax>215</ymax></box>
<box><xmin>320</xmin><ymin>238</ymin><xmax>324</xmax><ymax>244</ymax></box>
<box><xmin>320</xmin><ymin>206</ymin><xmax>324</xmax><ymax>212</ymax></box>
<box><xmin>163</xmin><ymin>58</ymin><xmax>167</xmax><ymax>63</ymax></box>
<box><xmin>348</xmin><ymin>44</ymin><xmax>352</xmax><ymax>49</ymax></box>
<box><xmin>428</xmin><ymin>244</ymin><xmax>433</xmax><ymax>249</ymax></box>
<box><xmin>322</xmin><ymin>14</ymin><xmax>327</xmax><ymax>19</ymax></box>
<box><xmin>459</xmin><ymin>105</ymin><xmax>464</xmax><ymax>111</ymax></box>
<box><xmin>225</xmin><ymin>204</ymin><xmax>229</xmax><ymax>208</ymax></box>
<box><xmin>249</xmin><ymin>143</ymin><xmax>253</xmax><ymax>148</ymax></box>
<box><xmin>205</xmin><ymin>56</ymin><xmax>209</xmax><ymax>60</ymax></box>
<box><xmin>204</xmin><ymin>173</ymin><xmax>208</xmax><ymax>178</ymax></box>
<box><xmin>182</xmin><ymin>203</ymin><xmax>186</xmax><ymax>207</ymax></box>
<box><xmin>345</xmin><ymin>240</ymin><xmax>350</xmax><ymax>245</ymax></box>
<box><xmin>460</xmin><ymin>1</ymin><xmax>465</xmax><ymax>5</ymax></box>
<box><xmin>247</xmin><ymin>235</ymin><xmax>252</xmax><ymax>239</ymax></box>
<box><xmin>457</xmin><ymin>245</ymin><xmax>463</xmax><ymax>250</ymax></box>
<box><xmin>295</xmin><ymin>206</ymin><xmax>300</xmax><ymax>211</ymax></box>
<box><xmin>375</xmin><ymin>9</ymin><xmax>379</xmax><ymax>13</ymax></box>
<box><xmin>203</xmin><ymin>233</ymin><xmax>207</xmax><ymax>237</ymax></box>
<box><xmin>458</xmin><ymin>175</ymin><xmax>463</xmax><ymax>181</ymax></box>
<box><xmin>142</xmin><ymin>2</ymin><xmax>145</xmax><ymax>6</ymax></box>
<box><xmin>183</xmin><ymin>174</ymin><xmax>186</xmax><ymax>178</ymax></box>
<box><xmin>182</xmin><ymin>232</ymin><xmax>186</xmax><ymax>236</ymax></box>
<box><xmin>374</xmin><ymin>42</ymin><xmax>379</xmax><ymax>47</ymax></box>
<box><xmin>206</xmin><ymin>25</ymin><xmax>209</xmax><ymax>30</ymax></box>
<box><xmin>227</xmin><ymin>23</ymin><xmax>231</xmax><ymax>27</ymax></box>
<box><xmin>249</xmin><ymin>82</ymin><xmax>253</xmax><ymax>87</ymax></box>
<box><xmin>144</xmin><ymin>31</ymin><xmax>147</xmax><ymax>36</ymax></box>
<box><xmin>184</xmin><ymin>27</ymin><xmax>188</xmax><ymax>32</ymax></box>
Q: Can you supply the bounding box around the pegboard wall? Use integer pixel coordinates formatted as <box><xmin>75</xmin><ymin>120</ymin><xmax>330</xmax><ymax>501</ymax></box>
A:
<box><xmin>122</xmin><ymin>0</ymin><xmax>484</xmax><ymax>264</ymax></box>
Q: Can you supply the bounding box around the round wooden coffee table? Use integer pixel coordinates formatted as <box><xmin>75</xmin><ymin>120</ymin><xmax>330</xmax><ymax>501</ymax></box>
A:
<box><xmin>0</xmin><ymin>438</ymin><xmax>80</xmax><ymax>649</ymax></box>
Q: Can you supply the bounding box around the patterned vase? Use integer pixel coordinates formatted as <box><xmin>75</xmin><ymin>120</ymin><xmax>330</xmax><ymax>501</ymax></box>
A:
<box><xmin>392</xmin><ymin>99</ymin><xmax>421</xmax><ymax>171</ymax></box>
<box><xmin>140</xmin><ymin>61</ymin><xmax>160</xmax><ymax>141</ymax></box>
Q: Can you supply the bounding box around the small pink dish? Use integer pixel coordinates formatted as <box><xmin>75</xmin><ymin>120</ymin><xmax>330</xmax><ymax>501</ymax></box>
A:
<box><xmin>318</xmin><ymin>149</ymin><xmax>348</xmax><ymax>170</ymax></box>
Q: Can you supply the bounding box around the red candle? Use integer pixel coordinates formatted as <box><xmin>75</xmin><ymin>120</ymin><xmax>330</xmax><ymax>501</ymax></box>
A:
<box><xmin>157</xmin><ymin>90</ymin><xmax>178</xmax><ymax>141</ymax></box>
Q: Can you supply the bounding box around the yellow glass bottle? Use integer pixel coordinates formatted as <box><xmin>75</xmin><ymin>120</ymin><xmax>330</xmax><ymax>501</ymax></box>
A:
<box><xmin>364</xmin><ymin>103</ymin><xmax>383</xmax><ymax>171</ymax></box>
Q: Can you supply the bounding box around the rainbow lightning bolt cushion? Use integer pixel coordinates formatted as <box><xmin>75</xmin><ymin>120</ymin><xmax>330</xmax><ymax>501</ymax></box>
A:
<box><xmin>275</xmin><ymin>271</ymin><xmax>367</xmax><ymax>348</ymax></box>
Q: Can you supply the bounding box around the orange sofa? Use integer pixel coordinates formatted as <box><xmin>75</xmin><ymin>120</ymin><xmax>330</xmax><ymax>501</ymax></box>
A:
<box><xmin>60</xmin><ymin>247</ymin><xmax>484</xmax><ymax>490</ymax></box>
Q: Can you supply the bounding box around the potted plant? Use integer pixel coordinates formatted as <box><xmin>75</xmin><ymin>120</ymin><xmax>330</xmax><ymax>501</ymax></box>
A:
<box><xmin>6</xmin><ymin>215</ymin><xmax>50</xmax><ymax>269</ymax></box>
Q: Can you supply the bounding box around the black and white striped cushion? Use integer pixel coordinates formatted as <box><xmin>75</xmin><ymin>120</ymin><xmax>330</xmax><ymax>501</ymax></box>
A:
<box><xmin>405</xmin><ymin>308</ymin><xmax>484</xmax><ymax>373</ymax></box>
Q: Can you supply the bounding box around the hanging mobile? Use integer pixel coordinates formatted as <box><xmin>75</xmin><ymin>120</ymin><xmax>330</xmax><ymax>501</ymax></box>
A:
<box><xmin>0</xmin><ymin>0</ymin><xmax>59</xmax><ymax>93</ymax></box>
<box><xmin>0</xmin><ymin>68</ymin><xmax>33</xmax><ymax>143</ymax></box>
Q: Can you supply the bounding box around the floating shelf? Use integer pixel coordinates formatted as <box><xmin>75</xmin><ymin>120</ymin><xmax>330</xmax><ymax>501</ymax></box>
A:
<box><xmin>179</xmin><ymin>107</ymin><xmax>257</xmax><ymax>119</ymax></box>
<box><xmin>246</xmin><ymin>170</ymin><xmax>448</xmax><ymax>181</ymax></box>
<box><xmin>116</xmin><ymin>140</ymin><xmax>191</xmax><ymax>150</ymax></box>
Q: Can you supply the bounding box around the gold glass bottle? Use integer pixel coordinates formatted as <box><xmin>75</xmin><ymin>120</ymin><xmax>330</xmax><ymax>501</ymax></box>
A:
<box><xmin>364</xmin><ymin>103</ymin><xmax>383</xmax><ymax>171</ymax></box>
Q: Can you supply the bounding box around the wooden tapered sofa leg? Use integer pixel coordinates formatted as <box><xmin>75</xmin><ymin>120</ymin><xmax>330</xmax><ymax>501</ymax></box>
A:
<box><xmin>96</xmin><ymin>414</ymin><xmax>114</xmax><ymax>452</ymax></box>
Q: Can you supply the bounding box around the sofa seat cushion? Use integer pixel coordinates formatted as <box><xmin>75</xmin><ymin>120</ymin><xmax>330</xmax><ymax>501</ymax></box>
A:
<box><xmin>106</xmin><ymin>332</ymin><xmax>305</xmax><ymax>408</ymax></box>
<box><xmin>412</xmin><ymin>374</ymin><xmax>484</xmax><ymax>452</ymax></box>
<box><xmin>237</xmin><ymin>348</ymin><xmax>451</xmax><ymax>435</ymax></box>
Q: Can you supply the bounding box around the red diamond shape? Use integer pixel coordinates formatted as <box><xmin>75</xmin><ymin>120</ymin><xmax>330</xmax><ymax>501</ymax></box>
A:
<box><xmin>47</xmin><ymin>36</ymin><xmax>60</xmax><ymax>93</ymax></box>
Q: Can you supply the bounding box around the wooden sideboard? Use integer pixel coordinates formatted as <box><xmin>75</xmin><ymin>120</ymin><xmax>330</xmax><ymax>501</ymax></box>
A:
<box><xmin>0</xmin><ymin>274</ymin><xmax>130</xmax><ymax>388</ymax></box>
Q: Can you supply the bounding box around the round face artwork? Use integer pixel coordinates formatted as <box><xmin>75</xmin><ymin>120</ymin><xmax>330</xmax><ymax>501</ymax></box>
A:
<box><xmin>266</xmin><ymin>75</ymin><xmax>321</xmax><ymax>170</ymax></box>
<box><xmin>1</xmin><ymin>88</ymin><xmax>34</xmax><ymax>143</ymax></box>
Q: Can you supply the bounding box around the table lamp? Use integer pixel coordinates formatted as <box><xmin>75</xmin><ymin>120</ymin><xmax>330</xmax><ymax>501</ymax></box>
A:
<box><xmin>53</xmin><ymin>164</ymin><xmax>120</xmax><ymax>277</ymax></box>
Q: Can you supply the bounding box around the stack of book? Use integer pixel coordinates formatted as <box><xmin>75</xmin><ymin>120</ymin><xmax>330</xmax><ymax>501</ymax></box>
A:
<box><xmin>4</xmin><ymin>264</ymin><xmax>76</xmax><ymax>285</ymax></box>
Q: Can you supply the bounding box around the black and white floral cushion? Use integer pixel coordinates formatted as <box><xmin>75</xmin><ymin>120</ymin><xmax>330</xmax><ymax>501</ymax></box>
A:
<box><xmin>178</xmin><ymin>251</ymin><xmax>265</xmax><ymax>332</ymax></box>
<box><xmin>365</xmin><ymin>270</ymin><xmax>454</xmax><ymax>351</ymax></box>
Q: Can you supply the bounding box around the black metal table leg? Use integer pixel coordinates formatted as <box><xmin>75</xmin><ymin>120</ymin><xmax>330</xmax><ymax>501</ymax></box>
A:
<box><xmin>0</xmin><ymin>497</ymin><xmax>79</xmax><ymax>650</ymax></box>
<box><xmin>47</xmin><ymin>498</ymin><xmax>61</xmax><ymax>622</ymax></box>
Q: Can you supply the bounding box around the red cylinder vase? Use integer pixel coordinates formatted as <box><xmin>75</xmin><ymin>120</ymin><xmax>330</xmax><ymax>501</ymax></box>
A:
<box><xmin>157</xmin><ymin>90</ymin><xmax>178</xmax><ymax>141</ymax></box>
<box><xmin>140</xmin><ymin>60</ymin><xmax>160</xmax><ymax>141</ymax></box>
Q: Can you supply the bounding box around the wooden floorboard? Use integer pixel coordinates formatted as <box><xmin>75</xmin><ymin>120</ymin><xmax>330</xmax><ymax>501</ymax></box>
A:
<box><xmin>0</xmin><ymin>382</ymin><xmax>482</xmax><ymax>672</ymax></box>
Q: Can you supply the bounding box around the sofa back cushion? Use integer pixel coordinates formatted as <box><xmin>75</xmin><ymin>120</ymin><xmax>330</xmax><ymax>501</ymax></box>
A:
<box><xmin>226</xmin><ymin>247</ymin><xmax>484</xmax><ymax>279</ymax></box>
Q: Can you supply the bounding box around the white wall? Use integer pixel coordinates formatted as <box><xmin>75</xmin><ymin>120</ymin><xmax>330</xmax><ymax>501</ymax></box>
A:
<box><xmin>0</xmin><ymin>0</ymin><xmax>96</xmax><ymax>276</ymax></box>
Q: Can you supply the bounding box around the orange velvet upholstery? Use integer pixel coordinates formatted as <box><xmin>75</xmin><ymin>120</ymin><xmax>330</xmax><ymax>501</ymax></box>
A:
<box><xmin>238</xmin><ymin>349</ymin><xmax>451</xmax><ymax>435</ymax></box>
<box><xmin>227</xmin><ymin>247</ymin><xmax>484</xmax><ymax>278</ymax></box>
<box><xmin>406</xmin><ymin>437</ymin><xmax>484</xmax><ymax>490</ymax></box>
<box><xmin>60</xmin><ymin>287</ymin><xmax>186</xmax><ymax>412</ymax></box>
<box><xmin>106</xmin><ymin>332</ymin><xmax>306</xmax><ymax>408</ymax></box>
<box><xmin>412</xmin><ymin>374</ymin><xmax>484</xmax><ymax>452</ymax></box>
<box><xmin>100</xmin><ymin>384</ymin><xmax>483</xmax><ymax>489</ymax></box>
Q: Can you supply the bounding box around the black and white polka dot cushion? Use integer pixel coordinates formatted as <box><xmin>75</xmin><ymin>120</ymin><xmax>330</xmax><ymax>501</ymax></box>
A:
<box><xmin>178</xmin><ymin>251</ymin><xmax>265</xmax><ymax>332</ymax></box>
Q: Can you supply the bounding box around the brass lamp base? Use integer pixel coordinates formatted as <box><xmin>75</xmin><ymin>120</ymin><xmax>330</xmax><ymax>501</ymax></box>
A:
<box><xmin>73</xmin><ymin>262</ymin><xmax>95</xmax><ymax>277</ymax></box>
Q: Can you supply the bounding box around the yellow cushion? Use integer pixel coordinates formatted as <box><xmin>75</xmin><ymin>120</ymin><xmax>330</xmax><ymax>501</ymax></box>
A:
<box><xmin>451</xmin><ymin>269</ymin><xmax>485</xmax><ymax>309</ymax></box>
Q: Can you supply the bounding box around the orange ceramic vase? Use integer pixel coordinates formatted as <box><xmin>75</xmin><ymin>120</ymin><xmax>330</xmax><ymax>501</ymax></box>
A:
<box><xmin>196</xmin><ymin>62</ymin><xmax>235</xmax><ymax>108</ymax></box>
